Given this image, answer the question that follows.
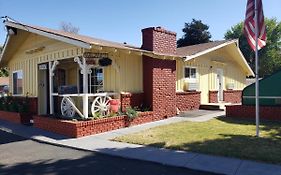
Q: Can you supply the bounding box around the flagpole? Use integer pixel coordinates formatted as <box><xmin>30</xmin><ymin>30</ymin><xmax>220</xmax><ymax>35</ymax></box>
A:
<box><xmin>254</xmin><ymin>0</ymin><xmax>260</xmax><ymax>137</ymax></box>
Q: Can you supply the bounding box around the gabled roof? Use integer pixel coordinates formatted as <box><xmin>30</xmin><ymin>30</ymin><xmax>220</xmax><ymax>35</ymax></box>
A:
<box><xmin>1</xmin><ymin>20</ymin><xmax>253</xmax><ymax>76</ymax></box>
<box><xmin>176</xmin><ymin>40</ymin><xmax>254</xmax><ymax>76</ymax></box>
<box><xmin>0</xmin><ymin>20</ymin><xmax>181</xmax><ymax>66</ymax></box>
<box><xmin>176</xmin><ymin>40</ymin><xmax>236</xmax><ymax>60</ymax></box>
<box><xmin>3</xmin><ymin>20</ymin><xmax>144</xmax><ymax>51</ymax></box>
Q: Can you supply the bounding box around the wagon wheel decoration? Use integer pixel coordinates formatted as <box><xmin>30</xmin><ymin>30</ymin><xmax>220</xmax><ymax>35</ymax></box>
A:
<box><xmin>91</xmin><ymin>96</ymin><xmax>112</xmax><ymax>117</ymax></box>
<box><xmin>61</xmin><ymin>97</ymin><xmax>76</xmax><ymax>118</ymax></box>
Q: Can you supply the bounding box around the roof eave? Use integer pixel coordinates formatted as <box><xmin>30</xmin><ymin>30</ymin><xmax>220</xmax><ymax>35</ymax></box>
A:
<box><xmin>182</xmin><ymin>39</ymin><xmax>254</xmax><ymax>76</ymax></box>
<box><xmin>183</xmin><ymin>40</ymin><xmax>238</xmax><ymax>62</ymax></box>
<box><xmin>236</xmin><ymin>45</ymin><xmax>255</xmax><ymax>76</ymax></box>
<box><xmin>4</xmin><ymin>21</ymin><xmax>92</xmax><ymax>49</ymax></box>
<box><xmin>0</xmin><ymin>34</ymin><xmax>11</xmax><ymax>67</ymax></box>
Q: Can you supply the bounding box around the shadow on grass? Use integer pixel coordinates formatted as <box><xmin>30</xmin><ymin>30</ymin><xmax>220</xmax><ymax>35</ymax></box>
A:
<box><xmin>218</xmin><ymin>116</ymin><xmax>281</xmax><ymax>127</ymax></box>
<box><xmin>146</xmin><ymin>133</ymin><xmax>281</xmax><ymax>165</ymax></box>
<box><xmin>145</xmin><ymin>117</ymin><xmax>281</xmax><ymax>165</ymax></box>
<box><xmin>0</xmin><ymin>151</ymin><xmax>221</xmax><ymax>175</ymax></box>
<box><xmin>218</xmin><ymin>117</ymin><xmax>281</xmax><ymax>138</ymax></box>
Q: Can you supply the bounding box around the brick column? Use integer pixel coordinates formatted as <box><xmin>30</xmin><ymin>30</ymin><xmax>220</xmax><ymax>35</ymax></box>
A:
<box><xmin>209</xmin><ymin>90</ymin><xmax>218</xmax><ymax>103</ymax></box>
<box><xmin>143</xmin><ymin>56</ymin><xmax>176</xmax><ymax>118</ymax></box>
<box><xmin>120</xmin><ymin>92</ymin><xmax>144</xmax><ymax>112</ymax></box>
<box><xmin>223</xmin><ymin>90</ymin><xmax>242</xmax><ymax>103</ymax></box>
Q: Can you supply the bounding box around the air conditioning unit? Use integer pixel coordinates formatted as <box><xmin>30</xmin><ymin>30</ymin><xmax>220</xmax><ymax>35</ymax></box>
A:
<box><xmin>183</xmin><ymin>82</ymin><xmax>198</xmax><ymax>91</ymax></box>
<box><xmin>226</xmin><ymin>83</ymin><xmax>235</xmax><ymax>90</ymax></box>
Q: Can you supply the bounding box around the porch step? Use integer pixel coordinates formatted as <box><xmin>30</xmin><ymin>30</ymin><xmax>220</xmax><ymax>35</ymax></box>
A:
<box><xmin>199</xmin><ymin>103</ymin><xmax>229</xmax><ymax>111</ymax></box>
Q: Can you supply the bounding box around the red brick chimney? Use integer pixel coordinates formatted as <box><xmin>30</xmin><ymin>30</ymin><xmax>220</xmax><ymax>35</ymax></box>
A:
<box><xmin>141</xmin><ymin>27</ymin><xmax>177</xmax><ymax>55</ymax></box>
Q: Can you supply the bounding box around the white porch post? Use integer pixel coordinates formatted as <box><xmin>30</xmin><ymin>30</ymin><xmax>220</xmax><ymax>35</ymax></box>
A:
<box><xmin>49</xmin><ymin>61</ymin><xmax>59</xmax><ymax>115</ymax></box>
<box><xmin>74</xmin><ymin>56</ymin><xmax>91</xmax><ymax>118</ymax></box>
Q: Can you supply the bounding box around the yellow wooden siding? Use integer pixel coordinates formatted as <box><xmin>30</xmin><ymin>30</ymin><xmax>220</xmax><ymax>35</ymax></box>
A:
<box><xmin>7</xmin><ymin>32</ymin><xmax>84</xmax><ymax>97</ymax></box>
<box><xmin>225</xmin><ymin>62</ymin><xmax>246</xmax><ymax>89</ymax></box>
<box><xmin>103</xmin><ymin>50</ymin><xmax>143</xmax><ymax>93</ymax></box>
<box><xmin>176</xmin><ymin>47</ymin><xmax>247</xmax><ymax>104</ymax></box>
<box><xmin>7</xmin><ymin>32</ymin><xmax>143</xmax><ymax>97</ymax></box>
<box><xmin>66</xmin><ymin>66</ymin><xmax>78</xmax><ymax>86</ymax></box>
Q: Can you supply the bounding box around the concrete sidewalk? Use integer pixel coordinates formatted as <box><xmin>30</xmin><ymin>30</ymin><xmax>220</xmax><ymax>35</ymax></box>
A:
<box><xmin>1</xmin><ymin>111</ymin><xmax>281</xmax><ymax>175</ymax></box>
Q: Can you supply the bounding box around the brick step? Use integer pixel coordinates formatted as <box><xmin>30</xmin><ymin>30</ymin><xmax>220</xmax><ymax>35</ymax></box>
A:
<box><xmin>199</xmin><ymin>103</ymin><xmax>227</xmax><ymax>111</ymax></box>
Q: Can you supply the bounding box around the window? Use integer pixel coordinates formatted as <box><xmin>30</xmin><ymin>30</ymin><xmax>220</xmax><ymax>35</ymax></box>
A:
<box><xmin>90</xmin><ymin>68</ymin><xmax>104</xmax><ymax>93</ymax></box>
<box><xmin>13</xmin><ymin>70</ymin><xmax>23</xmax><ymax>95</ymax></box>
<box><xmin>53</xmin><ymin>69</ymin><xmax>66</xmax><ymax>93</ymax></box>
<box><xmin>79</xmin><ymin>67</ymin><xmax>104</xmax><ymax>93</ymax></box>
<box><xmin>184</xmin><ymin>67</ymin><xmax>197</xmax><ymax>79</ymax></box>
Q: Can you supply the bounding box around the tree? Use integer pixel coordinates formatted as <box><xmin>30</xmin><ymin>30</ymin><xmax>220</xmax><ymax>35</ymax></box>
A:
<box><xmin>225</xmin><ymin>18</ymin><xmax>281</xmax><ymax>77</ymax></box>
<box><xmin>177</xmin><ymin>19</ymin><xmax>212</xmax><ymax>47</ymax></box>
<box><xmin>0</xmin><ymin>46</ymin><xmax>8</xmax><ymax>77</ymax></box>
<box><xmin>59</xmin><ymin>22</ymin><xmax>79</xmax><ymax>34</ymax></box>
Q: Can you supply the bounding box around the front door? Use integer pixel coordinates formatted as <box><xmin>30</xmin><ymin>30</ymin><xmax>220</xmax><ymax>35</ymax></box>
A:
<box><xmin>216</xmin><ymin>69</ymin><xmax>224</xmax><ymax>102</ymax></box>
<box><xmin>38</xmin><ymin>63</ymin><xmax>49</xmax><ymax>115</ymax></box>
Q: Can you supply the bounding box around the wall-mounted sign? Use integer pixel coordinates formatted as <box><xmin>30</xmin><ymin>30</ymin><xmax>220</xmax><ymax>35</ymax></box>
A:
<box><xmin>39</xmin><ymin>64</ymin><xmax>47</xmax><ymax>70</ymax></box>
<box><xmin>83</xmin><ymin>52</ymin><xmax>109</xmax><ymax>59</ymax></box>
<box><xmin>26</xmin><ymin>46</ymin><xmax>45</xmax><ymax>54</ymax></box>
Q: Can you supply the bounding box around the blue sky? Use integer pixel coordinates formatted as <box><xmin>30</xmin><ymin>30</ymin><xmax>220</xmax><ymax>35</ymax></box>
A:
<box><xmin>0</xmin><ymin>0</ymin><xmax>280</xmax><ymax>47</ymax></box>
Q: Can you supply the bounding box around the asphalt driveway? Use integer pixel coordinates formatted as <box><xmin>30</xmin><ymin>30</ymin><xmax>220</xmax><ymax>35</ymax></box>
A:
<box><xmin>0</xmin><ymin>130</ymin><xmax>219</xmax><ymax>175</ymax></box>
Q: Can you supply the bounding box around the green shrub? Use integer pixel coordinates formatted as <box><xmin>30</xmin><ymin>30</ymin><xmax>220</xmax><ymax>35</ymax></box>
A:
<box><xmin>0</xmin><ymin>97</ymin><xmax>4</xmax><ymax>110</ymax></box>
<box><xmin>93</xmin><ymin>112</ymin><xmax>102</xmax><ymax>119</ymax></box>
<box><xmin>8</xmin><ymin>101</ymin><xmax>18</xmax><ymax>112</ymax></box>
<box><xmin>126</xmin><ymin>107</ymin><xmax>138</xmax><ymax>121</ymax></box>
<box><xmin>108</xmin><ymin>111</ymin><xmax>117</xmax><ymax>118</ymax></box>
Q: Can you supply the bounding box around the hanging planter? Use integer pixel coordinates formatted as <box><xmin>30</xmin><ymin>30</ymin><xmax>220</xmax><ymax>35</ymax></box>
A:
<box><xmin>98</xmin><ymin>57</ymin><xmax>112</xmax><ymax>67</ymax></box>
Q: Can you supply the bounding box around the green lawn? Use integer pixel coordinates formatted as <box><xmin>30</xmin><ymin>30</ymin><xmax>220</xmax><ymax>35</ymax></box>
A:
<box><xmin>114</xmin><ymin>117</ymin><xmax>281</xmax><ymax>164</ymax></box>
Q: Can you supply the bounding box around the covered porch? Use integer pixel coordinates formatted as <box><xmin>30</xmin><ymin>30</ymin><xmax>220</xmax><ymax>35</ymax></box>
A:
<box><xmin>38</xmin><ymin>52</ymin><xmax>121</xmax><ymax>119</ymax></box>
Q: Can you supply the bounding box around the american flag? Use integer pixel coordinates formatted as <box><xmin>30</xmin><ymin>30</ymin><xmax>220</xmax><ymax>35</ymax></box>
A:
<box><xmin>244</xmin><ymin>0</ymin><xmax>266</xmax><ymax>51</ymax></box>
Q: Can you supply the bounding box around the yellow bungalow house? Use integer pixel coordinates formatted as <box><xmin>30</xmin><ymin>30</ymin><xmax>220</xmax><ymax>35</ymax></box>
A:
<box><xmin>176</xmin><ymin>40</ymin><xmax>254</xmax><ymax>107</ymax></box>
<box><xmin>0</xmin><ymin>19</ymin><xmax>254</xmax><ymax>122</ymax></box>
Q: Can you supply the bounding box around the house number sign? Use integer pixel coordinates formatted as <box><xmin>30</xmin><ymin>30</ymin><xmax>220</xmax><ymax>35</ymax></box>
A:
<box><xmin>39</xmin><ymin>64</ymin><xmax>48</xmax><ymax>70</ymax></box>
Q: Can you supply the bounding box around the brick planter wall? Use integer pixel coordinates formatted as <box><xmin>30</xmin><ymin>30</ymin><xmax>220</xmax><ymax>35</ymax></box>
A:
<box><xmin>176</xmin><ymin>91</ymin><xmax>201</xmax><ymax>111</ymax></box>
<box><xmin>127</xmin><ymin>111</ymin><xmax>154</xmax><ymax>126</ymax></box>
<box><xmin>209</xmin><ymin>91</ymin><xmax>218</xmax><ymax>103</ymax></box>
<box><xmin>8</xmin><ymin>97</ymin><xmax>38</xmax><ymax>115</ymax></box>
<box><xmin>27</xmin><ymin>97</ymin><xmax>38</xmax><ymax>114</ymax></box>
<box><xmin>226</xmin><ymin>105</ymin><xmax>281</xmax><ymax>121</ymax></box>
<box><xmin>223</xmin><ymin>90</ymin><xmax>242</xmax><ymax>103</ymax></box>
<box><xmin>0</xmin><ymin>111</ymin><xmax>33</xmax><ymax>124</ymax></box>
<box><xmin>0</xmin><ymin>111</ymin><xmax>21</xmax><ymax>124</ymax></box>
<box><xmin>34</xmin><ymin>111</ymin><xmax>155</xmax><ymax>138</ymax></box>
<box><xmin>120</xmin><ymin>92</ymin><xmax>144</xmax><ymax>112</ymax></box>
<box><xmin>34</xmin><ymin>115</ymin><xmax>127</xmax><ymax>138</ymax></box>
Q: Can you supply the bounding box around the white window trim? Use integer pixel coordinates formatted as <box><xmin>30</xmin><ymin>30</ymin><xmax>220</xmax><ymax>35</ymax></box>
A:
<box><xmin>183</xmin><ymin>66</ymin><xmax>198</xmax><ymax>82</ymax></box>
<box><xmin>12</xmin><ymin>70</ymin><xmax>24</xmax><ymax>96</ymax></box>
<box><xmin>78</xmin><ymin>66</ymin><xmax>105</xmax><ymax>93</ymax></box>
<box><xmin>90</xmin><ymin>67</ymin><xmax>105</xmax><ymax>93</ymax></box>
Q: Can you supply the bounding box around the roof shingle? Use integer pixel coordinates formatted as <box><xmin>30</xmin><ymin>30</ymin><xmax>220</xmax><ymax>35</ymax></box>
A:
<box><xmin>176</xmin><ymin>40</ymin><xmax>233</xmax><ymax>57</ymax></box>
